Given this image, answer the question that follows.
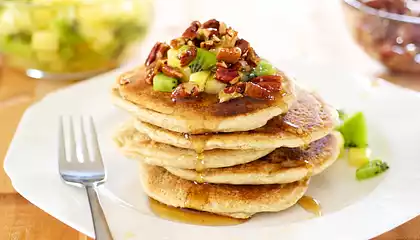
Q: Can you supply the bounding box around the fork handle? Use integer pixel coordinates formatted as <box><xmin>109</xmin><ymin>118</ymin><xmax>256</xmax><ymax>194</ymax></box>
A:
<box><xmin>86</xmin><ymin>185</ymin><xmax>113</xmax><ymax>240</ymax></box>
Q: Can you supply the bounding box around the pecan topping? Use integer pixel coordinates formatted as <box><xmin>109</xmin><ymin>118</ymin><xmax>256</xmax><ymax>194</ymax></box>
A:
<box><xmin>244</xmin><ymin>82</ymin><xmax>274</xmax><ymax>100</ymax></box>
<box><xmin>202</xmin><ymin>19</ymin><xmax>220</xmax><ymax>29</ymax></box>
<box><xmin>251</xmin><ymin>75</ymin><xmax>282</xmax><ymax>83</ymax></box>
<box><xmin>219</xmin><ymin>22</ymin><xmax>227</xmax><ymax>35</ymax></box>
<box><xmin>171</xmin><ymin>82</ymin><xmax>200</xmax><ymax>101</ymax></box>
<box><xmin>145</xmin><ymin>42</ymin><xmax>161</xmax><ymax>66</ymax></box>
<box><xmin>145</xmin><ymin>42</ymin><xmax>170</xmax><ymax>66</ymax></box>
<box><xmin>216</xmin><ymin>61</ymin><xmax>228</xmax><ymax>68</ymax></box>
<box><xmin>170</xmin><ymin>38</ymin><xmax>186</xmax><ymax>49</ymax></box>
<box><xmin>215</xmin><ymin>67</ymin><xmax>239</xmax><ymax>83</ymax></box>
<box><xmin>235</xmin><ymin>39</ymin><xmax>250</xmax><ymax>55</ymax></box>
<box><xmin>216</xmin><ymin>47</ymin><xmax>242</xmax><ymax>64</ymax></box>
<box><xmin>200</xmin><ymin>40</ymin><xmax>215</xmax><ymax>50</ymax></box>
<box><xmin>179</xmin><ymin>46</ymin><xmax>197</xmax><ymax>67</ymax></box>
<box><xmin>224</xmin><ymin>82</ymin><xmax>245</xmax><ymax>94</ymax></box>
<box><xmin>245</xmin><ymin>47</ymin><xmax>260</xmax><ymax>67</ymax></box>
<box><xmin>198</xmin><ymin>29</ymin><xmax>218</xmax><ymax>40</ymax></box>
<box><xmin>162</xmin><ymin>64</ymin><xmax>183</xmax><ymax>79</ymax></box>
<box><xmin>182</xmin><ymin>21</ymin><xmax>201</xmax><ymax>39</ymax></box>
<box><xmin>144</xmin><ymin>61</ymin><xmax>163</xmax><ymax>84</ymax></box>
<box><xmin>118</xmin><ymin>71</ymin><xmax>135</xmax><ymax>85</ymax></box>
<box><xmin>257</xmin><ymin>82</ymin><xmax>282</xmax><ymax>92</ymax></box>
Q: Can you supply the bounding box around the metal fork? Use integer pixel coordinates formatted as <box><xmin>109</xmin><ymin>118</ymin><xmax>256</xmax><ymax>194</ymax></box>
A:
<box><xmin>58</xmin><ymin>116</ymin><xmax>113</xmax><ymax>240</ymax></box>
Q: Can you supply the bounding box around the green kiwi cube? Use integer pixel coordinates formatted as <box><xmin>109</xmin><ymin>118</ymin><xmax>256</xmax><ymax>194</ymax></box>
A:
<box><xmin>153</xmin><ymin>73</ymin><xmax>178</xmax><ymax>92</ymax></box>
<box><xmin>339</xmin><ymin>112</ymin><xmax>368</xmax><ymax>148</ymax></box>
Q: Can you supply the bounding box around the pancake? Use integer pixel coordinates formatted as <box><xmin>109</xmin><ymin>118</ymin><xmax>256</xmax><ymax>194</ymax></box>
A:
<box><xmin>140</xmin><ymin>163</ymin><xmax>309</xmax><ymax>219</ymax></box>
<box><xmin>164</xmin><ymin>131</ymin><xmax>343</xmax><ymax>185</ymax></box>
<box><xmin>112</xmin><ymin>66</ymin><xmax>296</xmax><ymax>134</ymax></box>
<box><xmin>114</xmin><ymin>122</ymin><xmax>275</xmax><ymax>169</ymax></box>
<box><xmin>133</xmin><ymin>90</ymin><xmax>339</xmax><ymax>150</ymax></box>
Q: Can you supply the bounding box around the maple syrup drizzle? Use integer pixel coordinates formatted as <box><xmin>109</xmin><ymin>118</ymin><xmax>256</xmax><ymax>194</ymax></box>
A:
<box><xmin>298</xmin><ymin>196</ymin><xmax>322</xmax><ymax>216</ymax></box>
<box><xmin>184</xmin><ymin>133</ymin><xmax>212</xmax><ymax>183</ymax></box>
<box><xmin>149</xmin><ymin>198</ymin><xmax>246</xmax><ymax>226</ymax></box>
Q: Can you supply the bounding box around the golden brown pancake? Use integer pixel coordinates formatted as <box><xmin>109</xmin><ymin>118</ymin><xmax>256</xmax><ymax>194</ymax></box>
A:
<box><xmin>165</xmin><ymin>131</ymin><xmax>343</xmax><ymax>184</ymax></box>
<box><xmin>140</xmin><ymin>163</ymin><xmax>309</xmax><ymax>219</ymax></box>
<box><xmin>112</xmin><ymin>66</ymin><xmax>296</xmax><ymax>134</ymax></box>
<box><xmin>133</xmin><ymin>89</ymin><xmax>339</xmax><ymax>150</ymax></box>
<box><xmin>114</xmin><ymin>122</ymin><xmax>274</xmax><ymax>169</ymax></box>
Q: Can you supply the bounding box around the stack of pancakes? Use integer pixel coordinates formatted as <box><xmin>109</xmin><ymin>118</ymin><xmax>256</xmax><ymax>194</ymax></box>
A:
<box><xmin>112</xmin><ymin>67</ymin><xmax>342</xmax><ymax>219</ymax></box>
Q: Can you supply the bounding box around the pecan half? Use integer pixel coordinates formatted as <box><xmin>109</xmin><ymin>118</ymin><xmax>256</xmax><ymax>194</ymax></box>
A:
<box><xmin>220</xmin><ymin>28</ymin><xmax>238</xmax><ymax>48</ymax></box>
<box><xmin>145</xmin><ymin>42</ymin><xmax>170</xmax><ymax>66</ymax></box>
<box><xmin>216</xmin><ymin>47</ymin><xmax>242</xmax><ymax>64</ymax></box>
<box><xmin>224</xmin><ymin>82</ymin><xmax>245</xmax><ymax>94</ymax></box>
<box><xmin>235</xmin><ymin>39</ymin><xmax>250</xmax><ymax>55</ymax></box>
<box><xmin>245</xmin><ymin>47</ymin><xmax>260</xmax><ymax>67</ymax></box>
<box><xmin>202</xmin><ymin>19</ymin><xmax>220</xmax><ymax>29</ymax></box>
<box><xmin>182</xmin><ymin>21</ymin><xmax>201</xmax><ymax>39</ymax></box>
<box><xmin>144</xmin><ymin>61</ymin><xmax>163</xmax><ymax>84</ymax></box>
<box><xmin>251</xmin><ymin>75</ymin><xmax>282</xmax><ymax>83</ymax></box>
<box><xmin>198</xmin><ymin>28</ymin><xmax>218</xmax><ymax>40</ymax></box>
<box><xmin>215</xmin><ymin>67</ymin><xmax>239</xmax><ymax>83</ymax></box>
<box><xmin>179</xmin><ymin>46</ymin><xmax>197</xmax><ymax>67</ymax></box>
<box><xmin>200</xmin><ymin>40</ymin><xmax>215</xmax><ymax>49</ymax></box>
<box><xmin>162</xmin><ymin>64</ymin><xmax>183</xmax><ymax>79</ymax></box>
<box><xmin>171</xmin><ymin>82</ymin><xmax>200</xmax><ymax>101</ymax></box>
<box><xmin>219</xmin><ymin>22</ymin><xmax>227</xmax><ymax>35</ymax></box>
<box><xmin>257</xmin><ymin>82</ymin><xmax>282</xmax><ymax>92</ymax></box>
<box><xmin>170</xmin><ymin>37</ymin><xmax>186</xmax><ymax>49</ymax></box>
<box><xmin>145</xmin><ymin>42</ymin><xmax>161</xmax><ymax>66</ymax></box>
<box><xmin>244</xmin><ymin>82</ymin><xmax>274</xmax><ymax>100</ymax></box>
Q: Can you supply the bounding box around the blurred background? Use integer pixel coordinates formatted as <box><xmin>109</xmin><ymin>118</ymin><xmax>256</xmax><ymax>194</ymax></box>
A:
<box><xmin>3</xmin><ymin>0</ymin><xmax>419</xmax><ymax>81</ymax></box>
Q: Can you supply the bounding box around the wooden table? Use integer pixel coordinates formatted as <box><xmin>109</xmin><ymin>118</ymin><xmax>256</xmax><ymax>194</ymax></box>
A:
<box><xmin>0</xmin><ymin>62</ymin><xmax>419</xmax><ymax>240</ymax></box>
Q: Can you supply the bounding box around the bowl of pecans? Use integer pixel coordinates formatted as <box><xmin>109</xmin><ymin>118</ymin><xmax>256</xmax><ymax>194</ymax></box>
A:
<box><xmin>342</xmin><ymin>0</ymin><xmax>420</xmax><ymax>73</ymax></box>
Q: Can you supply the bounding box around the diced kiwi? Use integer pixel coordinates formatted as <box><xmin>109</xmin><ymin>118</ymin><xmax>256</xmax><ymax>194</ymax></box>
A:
<box><xmin>167</xmin><ymin>48</ymin><xmax>181</xmax><ymax>68</ymax></box>
<box><xmin>153</xmin><ymin>73</ymin><xmax>178</xmax><ymax>92</ymax></box>
<box><xmin>189</xmin><ymin>48</ymin><xmax>216</xmax><ymax>73</ymax></box>
<box><xmin>254</xmin><ymin>60</ymin><xmax>277</xmax><ymax>76</ymax></box>
<box><xmin>339</xmin><ymin>112</ymin><xmax>368</xmax><ymax>148</ymax></box>
<box><xmin>356</xmin><ymin>159</ymin><xmax>389</xmax><ymax>180</ymax></box>
<box><xmin>348</xmin><ymin>147</ymin><xmax>370</xmax><ymax>168</ymax></box>
<box><xmin>205</xmin><ymin>75</ymin><xmax>227</xmax><ymax>94</ymax></box>
<box><xmin>189</xmin><ymin>71</ymin><xmax>210</xmax><ymax>91</ymax></box>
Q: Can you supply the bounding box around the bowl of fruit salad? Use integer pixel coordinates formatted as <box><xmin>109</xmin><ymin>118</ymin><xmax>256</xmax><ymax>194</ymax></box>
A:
<box><xmin>0</xmin><ymin>0</ymin><xmax>152</xmax><ymax>80</ymax></box>
<box><xmin>342</xmin><ymin>0</ymin><xmax>420</xmax><ymax>73</ymax></box>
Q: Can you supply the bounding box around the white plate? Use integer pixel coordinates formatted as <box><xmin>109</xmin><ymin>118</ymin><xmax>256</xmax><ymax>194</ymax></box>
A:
<box><xmin>4</xmin><ymin>62</ymin><xmax>420</xmax><ymax>240</ymax></box>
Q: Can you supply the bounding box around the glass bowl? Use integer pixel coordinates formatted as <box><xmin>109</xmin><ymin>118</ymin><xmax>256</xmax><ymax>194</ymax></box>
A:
<box><xmin>342</xmin><ymin>0</ymin><xmax>420</xmax><ymax>73</ymax></box>
<box><xmin>0</xmin><ymin>0</ymin><xmax>153</xmax><ymax>80</ymax></box>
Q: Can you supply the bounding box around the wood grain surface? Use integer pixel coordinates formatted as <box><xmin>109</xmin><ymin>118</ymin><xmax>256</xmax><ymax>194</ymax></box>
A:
<box><xmin>0</xmin><ymin>63</ymin><xmax>419</xmax><ymax>239</ymax></box>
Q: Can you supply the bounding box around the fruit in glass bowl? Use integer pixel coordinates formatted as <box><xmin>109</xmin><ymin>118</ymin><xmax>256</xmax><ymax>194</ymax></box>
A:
<box><xmin>0</xmin><ymin>0</ymin><xmax>153</xmax><ymax>80</ymax></box>
<box><xmin>342</xmin><ymin>0</ymin><xmax>420</xmax><ymax>73</ymax></box>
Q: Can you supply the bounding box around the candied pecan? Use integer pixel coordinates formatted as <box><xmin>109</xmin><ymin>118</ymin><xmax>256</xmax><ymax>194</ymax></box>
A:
<box><xmin>211</xmin><ymin>34</ymin><xmax>221</xmax><ymax>43</ymax></box>
<box><xmin>216</xmin><ymin>61</ymin><xmax>228</xmax><ymax>68</ymax></box>
<box><xmin>215</xmin><ymin>67</ymin><xmax>239</xmax><ymax>83</ymax></box>
<box><xmin>145</xmin><ymin>42</ymin><xmax>161</xmax><ymax>66</ymax></box>
<box><xmin>216</xmin><ymin>47</ymin><xmax>242</xmax><ymax>64</ymax></box>
<box><xmin>170</xmin><ymin>38</ymin><xmax>186</xmax><ymax>49</ymax></box>
<box><xmin>220</xmin><ymin>28</ymin><xmax>238</xmax><ymax>48</ymax></box>
<box><xmin>162</xmin><ymin>64</ymin><xmax>183</xmax><ymax>79</ymax></box>
<box><xmin>251</xmin><ymin>75</ymin><xmax>282</xmax><ymax>83</ymax></box>
<box><xmin>245</xmin><ymin>47</ymin><xmax>260</xmax><ymax>67</ymax></box>
<box><xmin>235</xmin><ymin>39</ymin><xmax>250</xmax><ymax>55</ymax></box>
<box><xmin>144</xmin><ymin>61</ymin><xmax>163</xmax><ymax>84</ymax></box>
<box><xmin>198</xmin><ymin>29</ymin><xmax>218</xmax><ymax>40</ymax></box>
<box><xmin>224</xmin><ymin>82</ymin><xmax>245</xmax><ymax>94</ymax></box>
<box><xmin>182</xmin><ymin>21</ymin><xmax>201</xmax><ymax>39</ymax></box>
<box><xmin>244</xmin><ymin>82</ymin><xmax>274</xmax><ymax>100</ymax></box>
<box><xmin>171</xmin><ymin>82</ymin><xmax>200</xmax><ymax>101</ymax></box>
<box><xmin>202</xmin><ymin>19</ymin><xmax>220</xmax><ymax>29</ymax></box>
<box><xmin>219</xmin><ymin>22</ymin><xmax>227</xmax><ymax>35</ymax></box>
<box><xmin>179</xmin><ymin>46</ymin><xmax>197</xmax><ymax>67</ymax></box>
<box><xmin>258</xmin><ymin>82</ymin><xmax>282</xmax><ymax>92</ymax></box>
<box><xmin>118</xmin><ymin>71</ymin><xmax>135</xmax><ymax>85</ymax></box>
<box><xmin>145</xmin><ymin>42</ymin><xmax>170</xmax><ymax>66</ymax></box>
<box><xmin>200</xmin><ymin>40</ymin><xmax>215</xmax><ymax>49</ymax></box>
